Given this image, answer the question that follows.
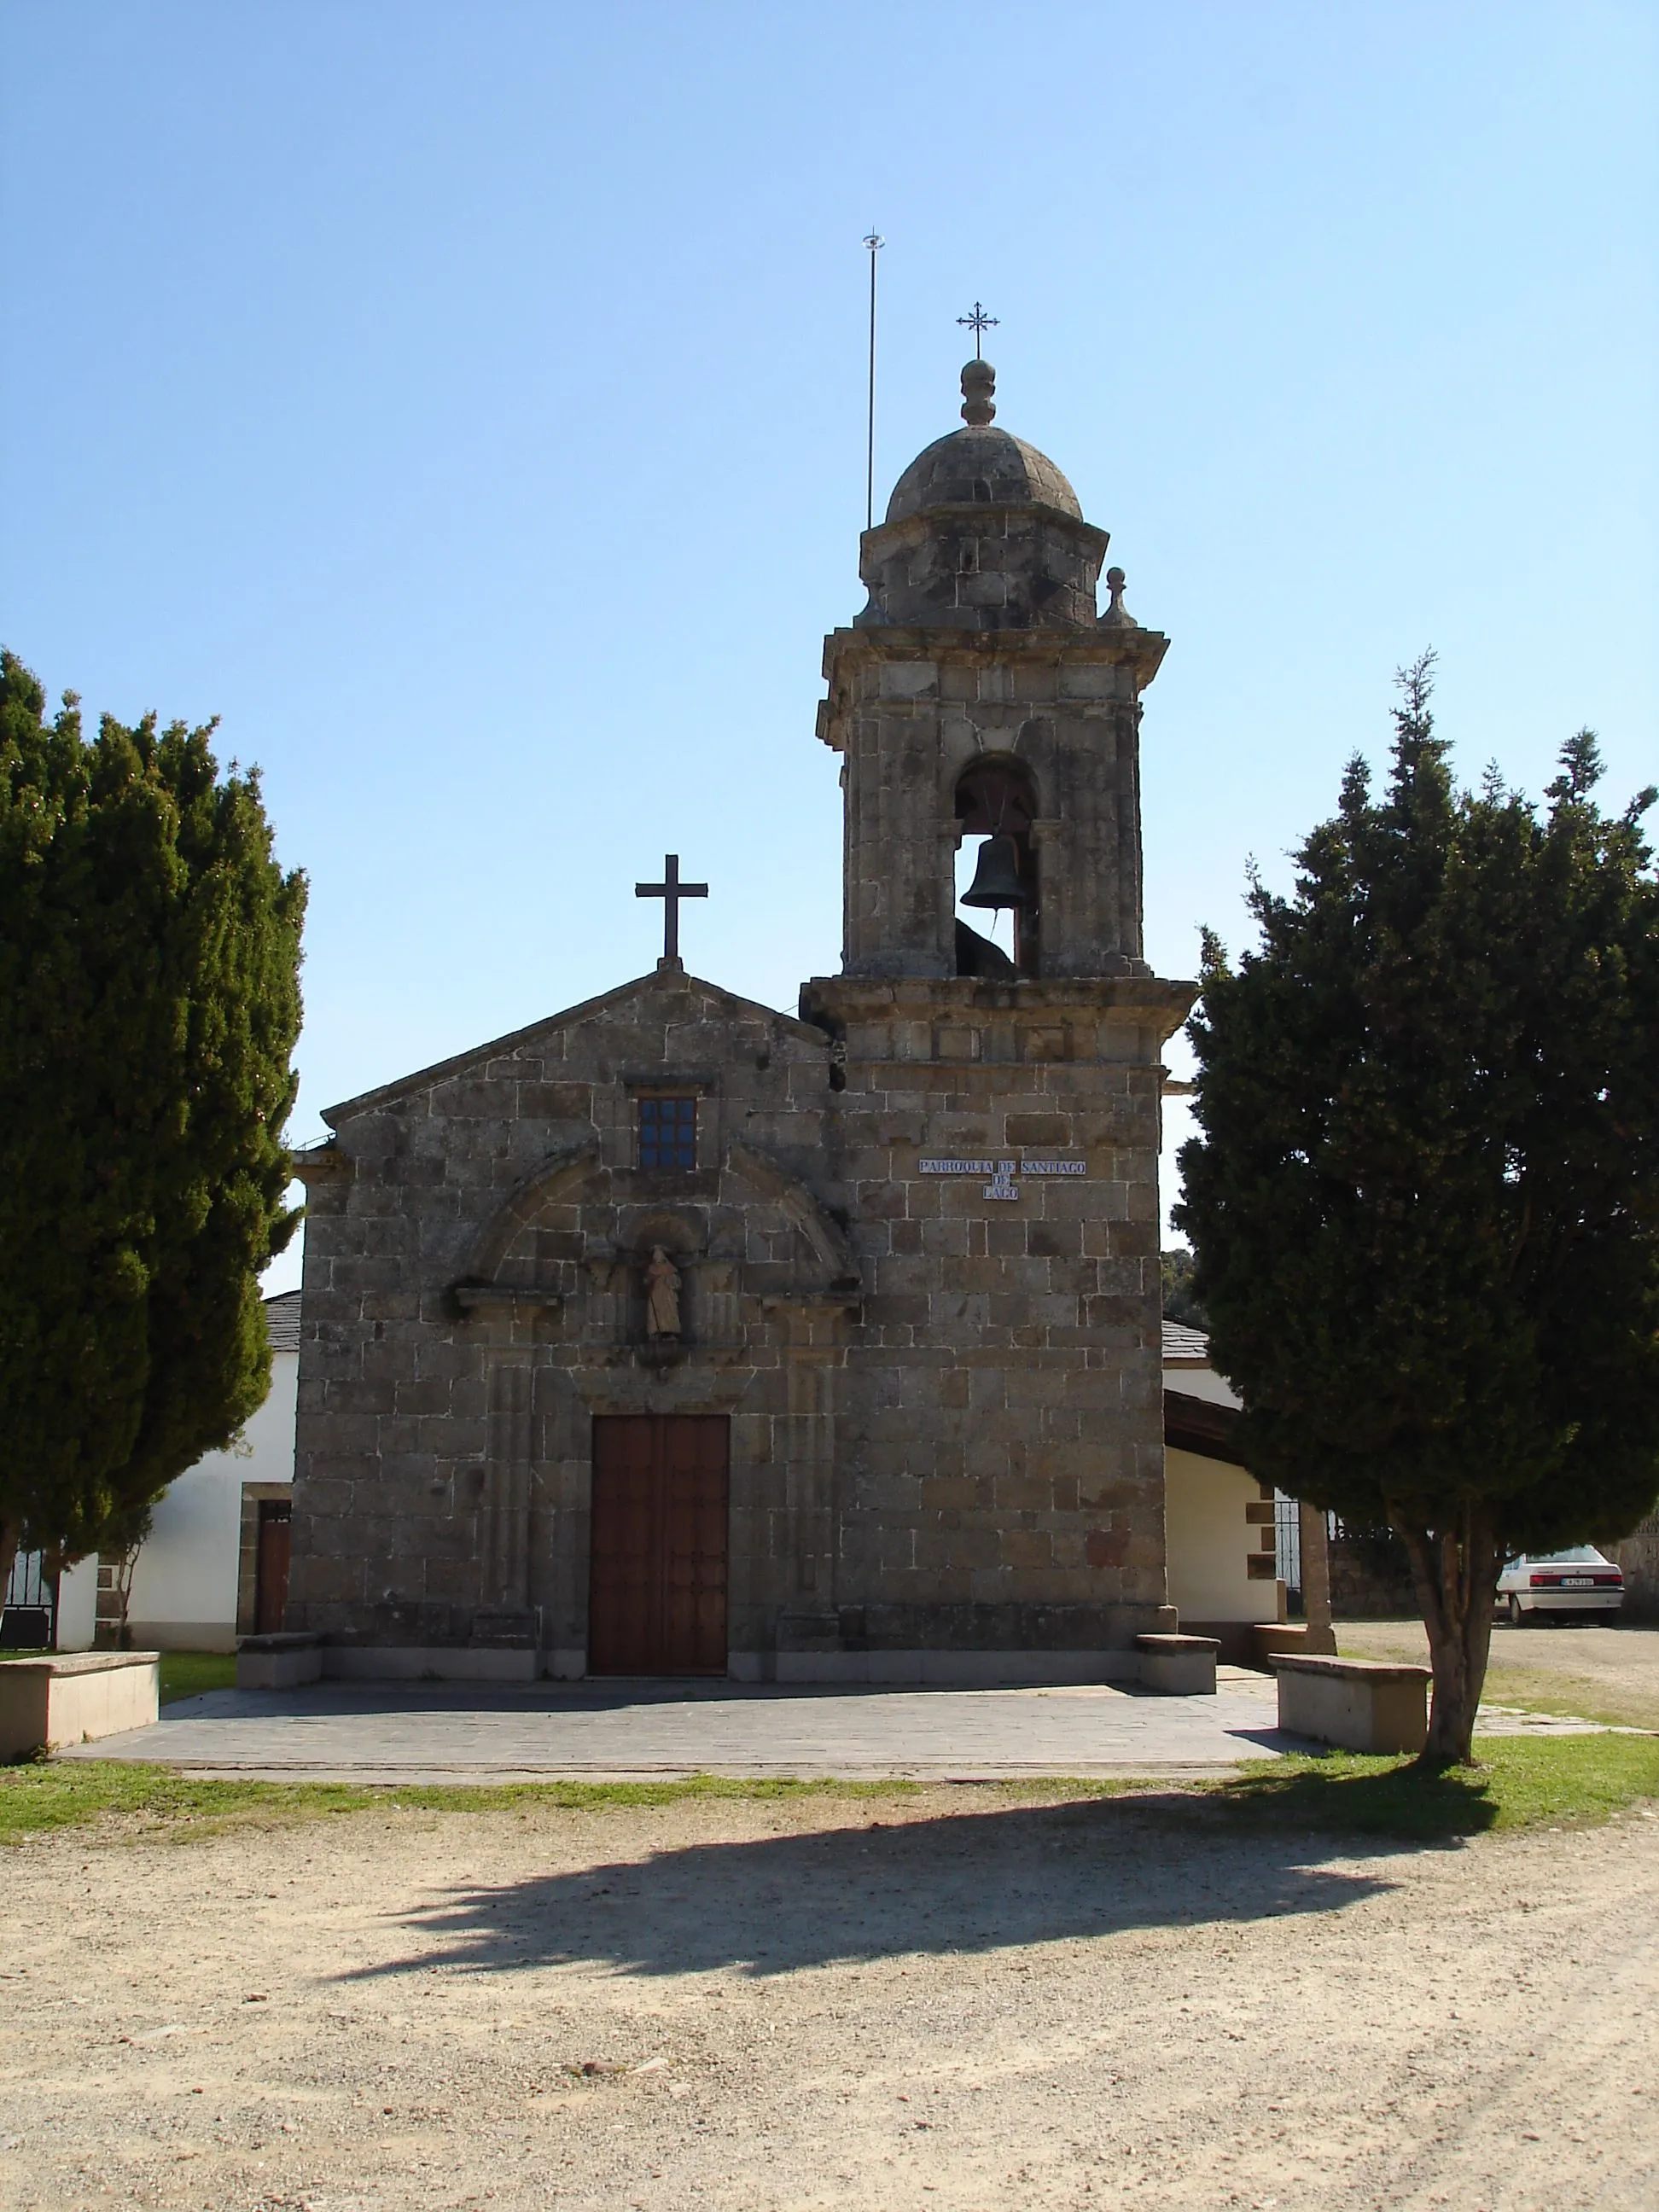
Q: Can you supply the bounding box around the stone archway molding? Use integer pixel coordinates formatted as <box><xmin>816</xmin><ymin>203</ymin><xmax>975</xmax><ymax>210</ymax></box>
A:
<box><xmin>452</xmin><ymin>1132</ymin><xmax>859</xmax><ymax>1302</ymax></box>
<box><xmin>725</xmin><ymin>1139</ymin><xmax>859</xmax><ymax>1290</ymax></box>
<box><xmin>454</xmin><ymin>1135</ymin><xmax>602</xmax><ymax>1289</ymax></box>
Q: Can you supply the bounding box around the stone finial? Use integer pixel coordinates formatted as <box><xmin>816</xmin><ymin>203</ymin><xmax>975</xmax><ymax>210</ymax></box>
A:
<box><xmin>1100</xmin><ymin>565</ymin><xmax>1134</xmax><ymax>628</ymax></box>
<box><xmin>960</xmin><ymin>358</ymin><xmax>997</xmax><ymax>428</ymax></box>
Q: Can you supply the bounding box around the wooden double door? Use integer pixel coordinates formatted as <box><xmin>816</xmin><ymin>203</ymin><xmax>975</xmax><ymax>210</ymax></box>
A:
<box><xmin>588</xmin><ymin>1415</ymin><xmax>730</xmax><ymax>1675</ymax></box>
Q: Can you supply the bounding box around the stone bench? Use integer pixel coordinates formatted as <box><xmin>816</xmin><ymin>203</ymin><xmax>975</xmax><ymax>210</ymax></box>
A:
<box><xmin>1135</xmin><ymin>1633</ymin><xmax>1220</xmax><ymax>1695</ymax></box>
<box><xmin>1250</xmin><ymin>1621</ymin><xmax>1336</xmax><ymax>1668</ymax></box>
<box><xmin>0</xmin><ymin>1650</ymin><xmax>159</xmax><ymax>1759</ymax></box>
<box><xmin>1272</xmin><ymin>1653</ymin><xmax>1430</xmax><ymax>1755</ymax></box>
<box><xmin>236</xmin><ymin>1631</ymin><xmax>325</xmax><ymax>1691</ymax></box>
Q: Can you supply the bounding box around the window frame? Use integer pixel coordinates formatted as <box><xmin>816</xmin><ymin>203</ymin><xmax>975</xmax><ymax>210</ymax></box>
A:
<box><xmin>635</xmin><ymin>1091</ymin><xmax>699</xmax><ymax>1173</ymax></box>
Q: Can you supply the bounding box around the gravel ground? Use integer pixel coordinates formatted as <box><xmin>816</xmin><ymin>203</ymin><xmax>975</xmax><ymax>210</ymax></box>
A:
<box><xmin>2</xmin><ymin>1786</ymin><xmax>1656</xmax><ymax>2212</ymax></box>
<box><xmin>1337</xmin><ymin>1621</ymin><xmax>1659</xmax><ymax>1732</ymax></box>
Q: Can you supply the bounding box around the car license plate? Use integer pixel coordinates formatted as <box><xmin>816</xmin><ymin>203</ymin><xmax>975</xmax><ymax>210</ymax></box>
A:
<box><xmin>1562</xmin><ymin>1577</ymin><xmax>1594</xmax><ymax>1588</ymax></box>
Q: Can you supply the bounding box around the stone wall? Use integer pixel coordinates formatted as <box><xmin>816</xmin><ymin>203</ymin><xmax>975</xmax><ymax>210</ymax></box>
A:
<box><xmin>289</xmin><ymin>966</ymin><xmax>851</xmax><ymax>1671</ymax></box>
<box><xmin>1613</xmin><ymin>1510</ymin><xmax>1659</xmax><ymax>1621</ymax></box>
<box><xmin>802</xmin><ymin>970</ymin><xmax>1190</xmax><ymax>1656</ymax></box>
<box><xmin>1327</xmin><ymin>1528</ymin><xmax>1418</xmax><ymax>1620</ymax></box>
<box><xmin>290</xmin><ymin>954</ymin><xmax>1193</xmax><ymax>1673</ymax></box>
<box><xmin>818</xmin><ymin>628</ymin><xmax>1167</xmax><ymax>983</ymax></box>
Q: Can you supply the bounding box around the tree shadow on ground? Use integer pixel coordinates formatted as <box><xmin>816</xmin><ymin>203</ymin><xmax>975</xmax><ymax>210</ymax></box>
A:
<box><xmin>342</xmin><ymin>1788</ymin><xmax>1444</xmax><ymax>1986</ymax></box>
<box><xmin>1214</xmin><ymin>1755</ymin><xmax>1507</xmax><ymax>1842</ymax></box>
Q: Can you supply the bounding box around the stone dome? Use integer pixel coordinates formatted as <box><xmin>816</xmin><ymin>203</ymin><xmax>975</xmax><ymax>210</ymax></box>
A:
<box><xmin>885</xmin><ymin>424</ymin><xmax>1084</xmax><ymax>526</ymax></box>
<box><xmin>858</xmin><ymin>358</ymin><xmax>1119</xmax><ymax>628</ymax></box>
<box><xmin>854</xmin><ymin>361</ymin><xmax>1106</xmax><ymax>632</ymax></box>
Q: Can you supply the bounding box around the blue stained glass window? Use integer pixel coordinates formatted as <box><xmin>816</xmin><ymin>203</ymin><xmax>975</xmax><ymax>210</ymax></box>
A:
<box><xmin>637</xmin><ymin>1094</ymin><xmax>696</xmax><ymax>1171</ymax></box>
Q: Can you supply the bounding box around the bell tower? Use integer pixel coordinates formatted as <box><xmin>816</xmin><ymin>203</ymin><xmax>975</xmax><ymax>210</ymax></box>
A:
<box><xmin>816</xmin><ymin>359</ymin><xmax>1169</xmax><ymax>981</ymax></box>
<box><xmin>796</xmin><ymin>359</ymin><xmax>1197</xmax><ymax>1677</ymax></box>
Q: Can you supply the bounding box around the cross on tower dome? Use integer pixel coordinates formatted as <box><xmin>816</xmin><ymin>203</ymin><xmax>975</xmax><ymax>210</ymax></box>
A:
<box><xmin>956</xmin><ymin>300</ymin><xmax>998</xmax><ymax>357</ymax></box>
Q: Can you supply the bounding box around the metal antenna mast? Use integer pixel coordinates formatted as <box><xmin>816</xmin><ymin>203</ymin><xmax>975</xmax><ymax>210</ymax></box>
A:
<box><xmin>863</xmin><ymin>230</ymin><xmax>884</xmax><ymax>530</ymax></box>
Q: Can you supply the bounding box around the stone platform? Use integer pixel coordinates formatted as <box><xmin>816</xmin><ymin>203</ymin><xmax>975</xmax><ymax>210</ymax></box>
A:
<box><xmin>1</xmin><ymin>1650</ymin><xmax>159</xmax><ymax>1760</ymax></box>
<box><xmin>59</xmin><ymin>1669</ymin><xmax>1293</xmax><ymax>1784</ymax></box>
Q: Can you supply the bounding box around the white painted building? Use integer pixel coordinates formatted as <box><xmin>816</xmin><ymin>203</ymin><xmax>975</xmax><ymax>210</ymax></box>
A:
<box><xmin>1161</xmin><ymin>1319</ymin><xmax>1283</xmax><ymax>1661</ymax></box>
<box><xmin>53</xmin><ymin>1293</ymin><xmax>300</xmax><ymax>1652</ymax></box>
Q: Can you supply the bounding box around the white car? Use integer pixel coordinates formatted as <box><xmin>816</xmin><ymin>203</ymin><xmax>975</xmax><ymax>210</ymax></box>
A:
<box><xmin>1498</xmin><ymin>1545</ymin><xmax>1623</xmax><ymax>1625</ymax></box>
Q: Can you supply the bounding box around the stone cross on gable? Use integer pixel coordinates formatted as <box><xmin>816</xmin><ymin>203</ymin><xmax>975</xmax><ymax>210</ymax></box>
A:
<box><xmin>635</xmin><ymin>853</ymin><xmax>708</xmax><ymax>967</ymax></box>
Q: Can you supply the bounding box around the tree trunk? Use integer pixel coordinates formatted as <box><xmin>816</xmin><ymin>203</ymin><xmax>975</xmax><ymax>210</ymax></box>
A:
<box><xmin>1390</xmin><ymin>1500</ymin><xmax>1504</xmax><ymax>1765</ymax></box>
<box><xmin>1298</xmin><ymin>1502</ymin><xmax>1337</xmax><ymax>1654</ymax></box>
<box><xmin>0</xmin><ymin>1516</ymin><xmax>18</xmax><ymax>1627</ymax></box>
<box><xmin>114</xmin><ymin>1543</ymin><xmax>141</xmax><ymax>1650</ymax></box>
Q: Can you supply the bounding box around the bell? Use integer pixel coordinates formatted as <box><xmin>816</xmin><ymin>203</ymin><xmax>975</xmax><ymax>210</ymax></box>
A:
<box><xmin>960</xmin><ymin>834</ymin><xmax>1029</xmax><ymax>910</ymax></box>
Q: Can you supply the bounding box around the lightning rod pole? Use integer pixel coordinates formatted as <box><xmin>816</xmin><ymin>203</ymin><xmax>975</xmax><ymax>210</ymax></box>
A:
<box><xmin>864</xmin><ymin>230</ymin><xmax>883</xmax><ymax>531</ymax></box>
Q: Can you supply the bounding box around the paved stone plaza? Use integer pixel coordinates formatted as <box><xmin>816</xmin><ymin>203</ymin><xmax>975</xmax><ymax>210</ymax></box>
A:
<box><xmin>64</xmin><ymin>1672</ymin><xmax>1295</xmax><ymax>1783</ymax></box>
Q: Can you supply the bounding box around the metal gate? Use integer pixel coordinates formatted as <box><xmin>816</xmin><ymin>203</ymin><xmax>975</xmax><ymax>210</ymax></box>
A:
<box><xmin>1274</xmin><ymin>1498</ymin><xmax>1340</xmax><ymax>1613</ymax></box>
<box><xmin>2</xmin><ymin>1550</ymin><xmax>54</xmax><ymax>1650</ymax></box>
<box><xmin>1274</xmin><ymin>1493</ymin><xmax>1302</xmax><ymax>1595</ymax></box>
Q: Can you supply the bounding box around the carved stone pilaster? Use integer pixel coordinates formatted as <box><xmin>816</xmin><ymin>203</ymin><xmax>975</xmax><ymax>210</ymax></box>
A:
<box><xmin>480</xmin><ymin>1355</ymin><xmax>533</xmax><ymax>1615</ymax></box>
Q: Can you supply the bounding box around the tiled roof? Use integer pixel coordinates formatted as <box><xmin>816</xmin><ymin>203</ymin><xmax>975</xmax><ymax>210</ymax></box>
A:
<box><xmin>264</xmin><ymin>1289</ymin><xmax>302</xmax><ymax>1353</ymax></box>
<box><xmin>1164</xmin><ymin>1385</ymin><xmax>1244</xmax><ymax>1465</ymax></box>
<box><xmin>1161</xmin><ymin>1318</ymin><xmax>1210</xmax><ymax>1363</ymax></box>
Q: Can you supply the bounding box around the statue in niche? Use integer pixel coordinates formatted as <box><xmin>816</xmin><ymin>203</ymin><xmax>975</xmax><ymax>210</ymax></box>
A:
<box><xmin>643</xmin><ymin>1245</ymin><xmax>683</xmax><ymax>1339</ymax></box>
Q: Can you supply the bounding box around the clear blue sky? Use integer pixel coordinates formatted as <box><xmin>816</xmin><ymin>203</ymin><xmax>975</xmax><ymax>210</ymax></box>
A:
<box><xmin>3</xmin><ymin>3</ymin><xmax>1654</xmax><ymax>1294</ymax></box>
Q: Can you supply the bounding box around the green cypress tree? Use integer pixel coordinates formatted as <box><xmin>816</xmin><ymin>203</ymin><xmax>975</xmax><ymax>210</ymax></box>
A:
<box><xmin>0</xmin><ymin>651</ymin><xmax>306</xmax><ymax>1596</ymax></box>
<box><xmin>1175</xmin><ymin>657</ymin><xmax>1659</xmax><ymax>1763</ymax></box>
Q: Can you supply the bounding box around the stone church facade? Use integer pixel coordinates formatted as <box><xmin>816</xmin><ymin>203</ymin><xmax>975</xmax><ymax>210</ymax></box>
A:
<box><xmin>288</xmin><ymin>360</ymin><xmax>1196</xmax><ymax>1681</ymax></box>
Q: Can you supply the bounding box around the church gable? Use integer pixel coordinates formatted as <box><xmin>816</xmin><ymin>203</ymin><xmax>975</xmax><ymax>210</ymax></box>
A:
<box><xmin>299</xmin><ymin>960</ymin><xmax>841</xmax><ymax>1350</ymax></box>
<box><xmin>321</xmin><ymin>966</ymin><xmax>827</xmax><ymax>1129</ymax></box>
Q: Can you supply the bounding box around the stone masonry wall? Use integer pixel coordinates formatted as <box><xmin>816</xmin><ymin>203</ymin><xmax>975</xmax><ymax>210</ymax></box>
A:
<box><xmin>289</xmin><ymin>967</ymin><xmax>851</xmax><ymax>1668</ymax></box>
<box><xmin>802</xmin><ymin>971</ymin><xmax>1192</xmax><ymax>1654</ymax></box>
<box><xmin>818</xmin><ymin>627</ymin><xmax>1167</xmax><ymax>983</ymax></box>
<box><xmin>1613</xmin><ymin>1510</ymin><xmax>1659</xmax><ymax>1622</ymax></box>
<box><xmin>289</xmin><ymin>958</ymin><xmax>1193</xmax><ymax>1670</ymax></box>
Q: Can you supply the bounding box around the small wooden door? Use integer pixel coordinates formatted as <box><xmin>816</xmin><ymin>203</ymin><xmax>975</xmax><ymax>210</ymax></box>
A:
<box><xmin>589</xmin><ymin>1415</ymin><xmax>729</xmax><ymax>1675</ymax></box>
<box><xmin>254</xmin><ymin>1501</ymin><xmax>292</xmax><ymax>1634</ymax></box>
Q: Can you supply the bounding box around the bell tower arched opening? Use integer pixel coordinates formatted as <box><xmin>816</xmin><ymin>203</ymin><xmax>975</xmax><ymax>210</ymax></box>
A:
<box><xmin>823</xmin><ymin>359</ymin><xmax>1168</xmax><ymax>981</ymax></box>
<box><xmin>954</xmin><ymin>758</ymin><xmax>1039</xmax><ymax>979</ymax></box>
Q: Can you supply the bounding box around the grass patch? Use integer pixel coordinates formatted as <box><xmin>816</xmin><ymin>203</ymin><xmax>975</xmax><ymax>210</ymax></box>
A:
<box><xmin>0</xmin><ymin>1650</ymin><xmax>236</xmax><ymax>1704</ymax></box>
<box><xmin>1336</xmin><ymin>1618</ymin><xmax>1659</xmax><ymax>1733</ymax></box>
<box><xmin>365</xmin><ymin>1775</ymin><xmax>916</xmax><ymax>1814</ymax></box>
<box><xmin>159</xmin><ymin>1651</ymin><xmax>237</xmax><ymax>1704</ymax></box>
<box><xmin>0</xmin><ymin>1762</ymin><xmax>375</xmax><ymax>1843</ymax></box>
<box><xmin>1476</xmin><ymin>1665</ymin><xmax>1658</xmax><ymax>1735</ymax></box>
<box><xmin>1210</xmin><ymin>1732</ymin><xmax>1659</xmax><ymax>1842</ymax></box>
<box><xmin>996</xmin><ymin>1738</ymin><xmax>1658</xmax><ymax>1842</ymax></box>
<box><xmin>0</xmin><ymin>1764</ymin><xmax>919</xmax><ymax>1845</ymax></box>
<box><xmin>3</xmin><ymin>1738</ymin><xmax>1652</xmax><ymax>1851</ymax></box>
